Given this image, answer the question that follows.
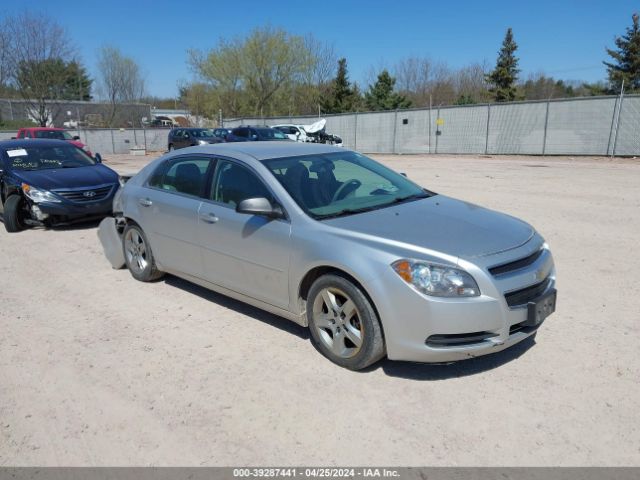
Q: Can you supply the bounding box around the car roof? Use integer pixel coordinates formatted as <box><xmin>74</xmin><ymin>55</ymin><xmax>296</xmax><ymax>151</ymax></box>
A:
<box><xmin>0</xmin><ymin>138</ymin><xmax>72</xmax><ymax>149</ymax></box>
<box><xmin>180</xmin><ymin>141</ymin><xmax>346</xmax><ymax>161</ymax></box>
<box><xmin>22</xmin><ymin>127</ymin><xmax>65</xmax><ymax>131</ymax></box>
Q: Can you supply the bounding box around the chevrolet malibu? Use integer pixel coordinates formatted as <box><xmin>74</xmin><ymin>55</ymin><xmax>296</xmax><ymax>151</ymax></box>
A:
<box><xmin>103</xmin><ymin>143</ymin><xmax>557</xmax><ymax>370</ymax></box>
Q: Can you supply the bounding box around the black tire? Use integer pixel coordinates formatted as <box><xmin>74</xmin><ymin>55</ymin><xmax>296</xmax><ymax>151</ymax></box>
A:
<box><xmin>307</xmin><ymin>274</ymin><xmax>385</xmax><ymax>370</ymax></box>
<box><xmin>122</xmin><ymin>223</ymin><xmax>164</xmax><ymax>282</ymax></box>
<box><xmin>3</xmin><ymin>195</ymin><xmax>27</xmax><ymax>233</ymax></box>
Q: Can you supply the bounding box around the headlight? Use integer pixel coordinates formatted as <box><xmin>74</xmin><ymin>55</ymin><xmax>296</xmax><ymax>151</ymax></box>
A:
<box><xmin>197</xmin><ymin>140</ymin><xmax>208</xmax><ymax>145</ymax></box>
<box><xmin>21</xmin><ymin>183</ymin><xmax>62</xmax><ymax>203</ymax></box>
<box><xmin>392</xmin><ymin>259</ymin><xmax>480</xmax><ymax>297</ymax></box>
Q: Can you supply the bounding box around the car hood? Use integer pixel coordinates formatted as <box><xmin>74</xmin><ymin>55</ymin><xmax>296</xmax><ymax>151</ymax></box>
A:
<box><xmin>323</xmin><ymin>195</ymin><xmax>534</xmax><ymax>259</ymax></box>
<box><xmin>13</xmin><ymin>164</ymin><xmax>118</xmax><ymax>190</ymax></box>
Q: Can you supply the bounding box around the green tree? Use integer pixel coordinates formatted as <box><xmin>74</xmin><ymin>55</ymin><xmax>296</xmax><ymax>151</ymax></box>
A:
<box><xmin>604</xmin><ymin>13</ymin><xmax>640</xmax><ymax>92</ymax></box>
<box><xmin>364</xmin><ymin>70</ymin><xmax>411</xmax><ymax>111</ymax></box>
<box><xmin>62</xmin><ymin>61</ymin><xmax>92</xmax><ymax>101</ymax></box>
<box><xmin>486</xmin><ymin>28</ymin><xmax>520</xmax><ymax>102</ymax></box>
<box><xmin>16</xmin><ymin>59</ymin><xmax>75</xmax><ymax>125</ymax></box>
<box><xmin>322</xmin><ymin>58</ymin><xmax>360</xmax><ymax>113</ymax></box>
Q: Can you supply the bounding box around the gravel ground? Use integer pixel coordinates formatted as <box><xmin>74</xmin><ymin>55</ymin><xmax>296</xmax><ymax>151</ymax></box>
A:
<box><xmin>0</xmin><ymin>152</ymin><xmax>639</xmax><ymax>466</ymax></box>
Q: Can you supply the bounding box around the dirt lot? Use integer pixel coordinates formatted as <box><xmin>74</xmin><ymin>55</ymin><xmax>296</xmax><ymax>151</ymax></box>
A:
<box><xmin>1</xmin><ymin>152</ymin><xmax>639</xmax><ymax>466</ymax></box>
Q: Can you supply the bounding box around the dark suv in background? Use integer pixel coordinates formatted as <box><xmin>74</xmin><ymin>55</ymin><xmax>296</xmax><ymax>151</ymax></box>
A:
<box><xmin>168</xmin><ymin>128</ymin><xmax>224</xmax><ymax>151</ymax></box>
<box><xmin>225</xmin><ymin>126</ymin><xmax>289</xmax><ymax>142</ymax></box>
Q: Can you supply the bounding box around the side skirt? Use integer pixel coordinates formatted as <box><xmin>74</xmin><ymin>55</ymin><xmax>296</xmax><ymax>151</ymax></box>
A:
<box><xmin>164</xmin><ymin>269</ymin><xmax>307</xmax><ymax>327</ymax></box>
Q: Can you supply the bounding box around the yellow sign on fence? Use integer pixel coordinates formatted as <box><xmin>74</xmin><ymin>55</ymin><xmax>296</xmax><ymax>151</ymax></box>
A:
<box><xmin>436</xmin><ymin>118</ymin><xmax>444</xmax><ymax>126</ymax></box>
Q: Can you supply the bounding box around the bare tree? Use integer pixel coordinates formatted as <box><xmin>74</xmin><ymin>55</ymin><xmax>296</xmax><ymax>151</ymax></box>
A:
<box><xmin>96</xmin><ymin>46</ymin><xmax>146</xmax><ymax>126</ymax></box>
<box><xmin>3</xmin><ymin>12</ymin><xmax>76</xmax><ymax>125</ymax></box>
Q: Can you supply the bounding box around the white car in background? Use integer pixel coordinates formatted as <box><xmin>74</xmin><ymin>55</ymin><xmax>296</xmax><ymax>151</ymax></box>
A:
<box><xmin>274</xmin><ymin>119</ymin><xmax>343</xmax><ymax>147</ymax></box>
<box><xmin>273</xmin><ymin>124</ymin><xmax>312</xmax><ymax>142</ymax></box>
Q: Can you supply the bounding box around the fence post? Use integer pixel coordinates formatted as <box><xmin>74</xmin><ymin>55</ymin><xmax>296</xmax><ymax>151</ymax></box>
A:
<box><xmin>354</xmin><ymin>111</ymin><xmax>358</xmax><ymax>151</ymax></box>
<box><xmin>484</xmin><ymin>104</ymin><xmax>491</xmax><ymax>155</ymax></box>
<box><xmin>8</xmin><ymin>100</ymin><xmax>13</xmax><ymax>120</ymax></box>
<box><xmin>143</xmin><ymin>126</ymin><xmax>148</xmax><ymax>151</ymax></box>
<box><xmin>611</xmin><ymin>88</ymin><xmax>625</xmax><ymax>158</ymax></box>
<box><xmin>435</xmin><ymin>107</ymin><xmax>440</xmax><ymax>154</ymax></box>
<box><xmin>542</xmin><ymin>100</ymin><xmax>551</xmax><ymax>155</ymax></box>
<box><xmin>392</xmin><ymin>110</ymin><xmax>398</xmax><ymax>154</ymax></box>
<box><xmin>428</xmin><ymin>96</ymin><xmax>432</xmax><ymax>154</ymax></box>
<box><xmin>110</xmin><ymin>128</ymin><xmax>116</xmax><ymax>155</ymax></box>
<box><xmin>606</xmin><ymin>97</ymin><xmax>619</xmax><ymax>156</ymax></box>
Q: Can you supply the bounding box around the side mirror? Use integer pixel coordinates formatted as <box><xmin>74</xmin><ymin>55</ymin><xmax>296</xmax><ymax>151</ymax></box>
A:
<box><xmin>236</xmin><ymin>197</ymin><xmax>282</xmax><ymax>218</ymax></box>
<box><xmin>73</xmin><ymin>135</ymin><xmax>81</xmax><ymax>140</ymax></box>
<box><xmin>94</xmin><ymin>153</ymin><xmax>102</xmax><ymax>163</ymax></box>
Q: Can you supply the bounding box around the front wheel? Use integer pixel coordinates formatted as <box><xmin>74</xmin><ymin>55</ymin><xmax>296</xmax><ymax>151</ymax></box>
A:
<box><xmin>307</xmin><ymin>274</ymin><xmax>385</xmax><ymax>370</ymax></box>
<box><xmin>122</xmin><ymin>223</ymin><xmax>164</xmax><ymax>282</ymax></box>
<box><xmin>3</xmin><ymin>195</ymin><xmax>27</xmax><ymax>233</ymax></box>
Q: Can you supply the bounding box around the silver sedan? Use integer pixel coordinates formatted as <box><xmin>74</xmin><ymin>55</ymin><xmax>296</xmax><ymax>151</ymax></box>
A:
<box><xmin>102</xmin><ymin>143</ymin><xmax>557</xmax><ymax>370</ymax></box>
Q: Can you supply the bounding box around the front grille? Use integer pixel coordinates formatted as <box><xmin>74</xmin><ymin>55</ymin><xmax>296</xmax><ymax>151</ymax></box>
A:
<box><xmin>504</xmin><ymin>277</ymin><xmax>552</xmax><ymax>308</ymax></box>
<box><xmin>488</xmin><ymin>249</ymin><xmax>544</xmax><ymax>276</ymax></box>
<box><xmin>55</xmin><ymin>185</ymin><xmax>113</xmax><ymax>202</ymax></box>
<box><xmin>426</xmin><ymin>331</ymin><xmax>498</xmax><ymax>347</ymax></box>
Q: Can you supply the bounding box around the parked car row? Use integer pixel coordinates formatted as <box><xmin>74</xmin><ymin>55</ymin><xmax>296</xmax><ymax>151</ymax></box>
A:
<box><xmin>167</xmin><ymin>122</ymin><xmax>343</xmax><ymax>151</ymax></box>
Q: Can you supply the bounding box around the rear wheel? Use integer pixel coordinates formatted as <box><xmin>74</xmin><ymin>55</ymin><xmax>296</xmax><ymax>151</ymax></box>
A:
<box><xmin>3</xmin><ymin>195</ymin><xmax>27</xmax><ymax>233</ymax></box>
<box><xmin>123</xmin><ymin>223</ymin><xmax>164</xmax><ymax>282</ymax></box>
<box><xmin>307</xmin><ymin>274</ymin><xmax>385</xmax><ymax>370</ymax></box>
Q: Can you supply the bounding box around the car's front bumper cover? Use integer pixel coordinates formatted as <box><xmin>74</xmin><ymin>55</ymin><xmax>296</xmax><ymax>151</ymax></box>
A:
<box><xmin>367</xmin><ymin>240</ymin><xmax>557</xmax><ymax>363</ymax></box>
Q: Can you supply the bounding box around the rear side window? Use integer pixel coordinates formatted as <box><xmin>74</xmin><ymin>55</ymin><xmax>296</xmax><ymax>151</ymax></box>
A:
<box><xmin>17</xmin><ymin>130</ymin><xmax>25</xmax><ymax>139</ymax></box>
<box><xmin>149</xmin><ymin>157</ymin><xmax>212</xmax><ymax>197</ymax></box>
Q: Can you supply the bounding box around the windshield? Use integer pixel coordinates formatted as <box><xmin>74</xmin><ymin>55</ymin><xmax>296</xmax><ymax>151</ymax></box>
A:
<box><xmin>263</xmin><ymin>151</ymin><xmax>433</xmax><ymax>219</ymax></box>
<box><xmin>33</xmin><ymin>130</ymin><xmax>73</xmax><ymax>140</ymax></box>
<box><xmin>4</xmin><ymin>145</ymin><xmax>96</xmax><ymax>171</ymax></box>
<box><xmin>190</xmin><ymin>129</ymin><xmax>215</xmax><ymax>138</ymax></box>
<box><xmin>256</xmin><ymin>128</ymin><xmax>287</xmax><ymax>140</ymax></box>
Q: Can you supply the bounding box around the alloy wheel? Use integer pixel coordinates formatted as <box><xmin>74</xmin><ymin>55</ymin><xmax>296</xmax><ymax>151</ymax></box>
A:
<box><xmin>124</xmin><ymin>228</ymin><xmax>148</xmax><ymax>274</ymax></box>
<box><xmin>312</xmin><ymin>287</ymin><xmax>363</xmax><ymax>358</ymax></box>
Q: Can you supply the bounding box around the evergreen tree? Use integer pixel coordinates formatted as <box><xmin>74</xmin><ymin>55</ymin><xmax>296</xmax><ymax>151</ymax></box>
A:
<box><xmin>604</xmin><ymin>13</ymin><xmax>640</xmax><ymax>92</ymax></box>
<box><xmin>62</xmin><ymin>61</ymin><xmax>93</xmax><ymax>101</ymax></box>
<box><xmin>486</xmin><ymin>28</ymin><xmax>520</xmax><ymax>102</ymax></box>
<box><xmin>321</xmin><ymin>58</ymin><xmax>359</xmax><ymax>113</ymax></box>
<box><xmin>364</xmin><ymin>70</ymin><xmax>411</xmax><ymax>111</ymax></box>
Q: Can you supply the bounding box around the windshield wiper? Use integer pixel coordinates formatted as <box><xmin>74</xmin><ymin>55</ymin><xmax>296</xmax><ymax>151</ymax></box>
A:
<box><xmin>318</xmin><ymin>191</ymin><xmax>434</xmax><ymax>220</ymax></box>
<box><xmin>317</xmin><ymin>205</ymin><xmax>384</xmax><ymax>220</ymax></box>
<box><xmin>390</xmin><ymin>191</ymin><xmax>433</xmax><ymax>204</ymax></box>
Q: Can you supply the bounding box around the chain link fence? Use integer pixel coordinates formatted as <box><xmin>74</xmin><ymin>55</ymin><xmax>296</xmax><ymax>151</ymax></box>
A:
<box><xmin>224</xmin><ymin>94</ymin><xmax>639</xmax><ymax>156</ymax></box>
<box><xmin>1</xmin><ymin>95</ymin><xmax>637</xmax><ymax>156</ymax></box>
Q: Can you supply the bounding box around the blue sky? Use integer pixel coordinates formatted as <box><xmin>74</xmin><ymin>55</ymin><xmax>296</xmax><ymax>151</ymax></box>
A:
<box><xmin>1</xmin><ymin>0</ymin><xmax>634</xmax><ymax>98</ymax></box>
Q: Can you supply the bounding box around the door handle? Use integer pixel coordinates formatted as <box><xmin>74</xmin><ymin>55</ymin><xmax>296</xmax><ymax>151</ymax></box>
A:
<box><xmin>139</xmin><ymin>198</ymin><xmax>152</xmax><ymax>207</ymax></box>
<box><xmin>199</xmin><ymin>212</ymin><xmax>219</xmax><ymax>224</ymax></box>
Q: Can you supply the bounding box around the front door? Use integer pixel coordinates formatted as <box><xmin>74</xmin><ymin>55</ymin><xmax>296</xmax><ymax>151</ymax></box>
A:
<box><xmin>197</xmin><ymin>159</ymin><xmax>291</xmax><ymax>309</ymax></box>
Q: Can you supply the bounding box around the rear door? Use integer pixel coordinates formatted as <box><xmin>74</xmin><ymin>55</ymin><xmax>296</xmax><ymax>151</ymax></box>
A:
<box><xmin>135</xmin><ymin>155</ymin><xmax>214</xmax><ymax>277</ymax></box>
<box><xmin>197</xmin><ymin>159</ymin><xmax>291</xmax><ymax>308</ymax></box>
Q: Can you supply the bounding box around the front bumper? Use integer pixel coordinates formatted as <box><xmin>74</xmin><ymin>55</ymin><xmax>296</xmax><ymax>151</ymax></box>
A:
<box><xmin>369</xmin><ymin>240</ymin><xmax>556</xmax><ymax>363</ymax></box>
<box><xmin>36</xmin><ymin>199</ymin><xmax>113</xmax><ymax>217</ymax></box>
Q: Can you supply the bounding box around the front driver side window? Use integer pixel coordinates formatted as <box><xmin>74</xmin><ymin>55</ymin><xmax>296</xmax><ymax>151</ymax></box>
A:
<box><xmin>211</xmin><ymin>160</ymin><xmax>272</xmax><ymax>207</ymax></box>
